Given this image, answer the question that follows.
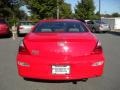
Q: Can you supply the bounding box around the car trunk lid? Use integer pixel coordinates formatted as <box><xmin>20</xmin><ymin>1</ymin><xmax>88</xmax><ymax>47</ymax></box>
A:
<box><xmin>24</xmin><ymin>33</ymin><xmax>97</xmax><ymax>58</ymax></box>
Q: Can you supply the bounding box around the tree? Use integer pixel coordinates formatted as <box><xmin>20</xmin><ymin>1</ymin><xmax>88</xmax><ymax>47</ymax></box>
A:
<box><xmin>28</xmin><ymin>14</ymin><xmax>39</xmax><ymax>22</ymax></box>
<box><xmin>111</xmin><ymin>13</ymin><xmax>120</xmax><ymax>17</ymax></box>
<box><xmin>0</xmin><ymin>0</ymin><xmax>12</xmax><ymax>17</ymax></box>
<box><xmin>60</xmin><ymin>3</ymin><xmax>72</xmax><ymax>18</ymax></box>
<box><xmin>23</xmin><ymin>0</ymin><xmax>72</xmax><ymax>19</ymax></box>
<box><xmin>0</xmin><ymin>0</ymin><xmax>23</xmax><ymax>19</ymax></box>
<box><xmin>17</xmin><ymin>10</ymin><xmax>28</xmax><ymax>20</ymax></box>
<box><xmin>74</xmin><ymin>0</ymin><xmax>95</xmax><ymax>20</ymax></box>
<box><xmin>0</xmin><ymin>0</ymin><xmax>29</xmax><ymax>26</ymax></box>
<box><xmin>94</xmin><ymin>11</ymin><xmax>100</xmax><ymax>19</ymax></box>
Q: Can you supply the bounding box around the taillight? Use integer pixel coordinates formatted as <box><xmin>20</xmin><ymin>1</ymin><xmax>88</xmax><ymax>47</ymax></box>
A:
<box><xmin>92</xmin><ymin>41</ymin><xmax>102</xmax><ymax>54</ymax></box>
<box><xmin>18</xmin><ymin>41</ymin><xmax>29</xmax><ymax>55</ymax></box>
<box><xmin>19</xmin><ymin>26</ymin><xmax>24</xmax><ymax>30</ymax></box>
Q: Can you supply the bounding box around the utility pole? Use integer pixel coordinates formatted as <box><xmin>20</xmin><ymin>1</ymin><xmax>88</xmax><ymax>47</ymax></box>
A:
<box><xmin>99</xmin><ymin>0</ymin><xmax>101</xmax><ymax>20</ymax></box>
<box><xmin>57</xmin><ymin>0</ymin><xmax>59</xmax><ymax>19</ymax></box>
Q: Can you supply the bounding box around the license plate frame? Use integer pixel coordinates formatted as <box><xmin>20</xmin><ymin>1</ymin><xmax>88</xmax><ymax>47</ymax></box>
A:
<box><xmin>52</xmin><ymin>65</ymin><xmax>70</xmax><ymax>75</ymax></box>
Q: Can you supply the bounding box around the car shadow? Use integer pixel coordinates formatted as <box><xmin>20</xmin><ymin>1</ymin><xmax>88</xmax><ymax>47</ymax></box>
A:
<box><xmin>17</xmin><ymin>34</ymin><xmax>26</xmax><ymax>37</ymax></box>
<box><xmin>23</xmin><ymin>78</ymin><xmax>87</xmax><ymax>84</ymax></box>
<box><xmin>108</xmin><ymin>31</ymin><xmax>120</xmax><ymax>36</ymax></box>
<box><xmin>0</xmin><ymin>35</ymin><xmax>12</xmax><ymax>39</ymax></box>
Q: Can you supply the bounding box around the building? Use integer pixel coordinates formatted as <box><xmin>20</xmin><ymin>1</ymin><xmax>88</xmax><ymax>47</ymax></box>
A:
<box><xmin>101</xmin><ymin>17</ymin><xmax>120</xmax><ymax>30</ymax></box>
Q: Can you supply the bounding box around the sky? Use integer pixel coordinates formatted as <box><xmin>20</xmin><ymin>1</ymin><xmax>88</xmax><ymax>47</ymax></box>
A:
<box><xmin>65</xmin><ymin>0</ymin><xmax>120</xmax><ymax>14</ymax></box>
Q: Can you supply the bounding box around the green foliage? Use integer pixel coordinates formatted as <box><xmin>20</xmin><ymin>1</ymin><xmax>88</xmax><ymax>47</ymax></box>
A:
<box><xmin>111</xmin><ymin>13</ymin><xmax>120</xmax><ymax>17</ymax></box>
<box><xmin>0</xmin><ymin>0</ymin><xmax>27</xmax><ymax>20</ymax></box>
<box><xmin>8</xmin><ymin>18</ymin><xmax>19</xmax><ymax>27</ymax></box>
<box><xmin>28</xmin><ymin>14</ymin><xmax>39</xmax><ymax>22</ymax></box>
<box><xmin>60</xmin><ymin>3</ymin><xmax>72</xmax><ymax>19</ymax></box>
<box><xmin>23</xmin><ymin>0</ymin><xmax>72</xmax><ymax>19</ymax></box>
<box><xmin>0</xmin><ymin>0</ymin><xmax>12</xmax><ymax>17</ymax></box>
<box><xmin>94</xmin><ymin>11</ymin><xmax>100</xmax><ymax>19</ymax></box>
<box><xmin>75</xmin><ymin>0</ymin><xmax>95</xmax><ymax>20</ymax></box>
<box><xmin>98</xmin><ymin>12</ymin><xmax>120</xmax><ymax>18</ymax></box>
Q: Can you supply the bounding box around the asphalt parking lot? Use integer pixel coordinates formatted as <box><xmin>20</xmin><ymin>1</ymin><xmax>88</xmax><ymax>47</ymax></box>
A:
<box><xmin>0</xmin><ymin>32</ymin><xmax>120</xmax><ymax>90</ymax></box>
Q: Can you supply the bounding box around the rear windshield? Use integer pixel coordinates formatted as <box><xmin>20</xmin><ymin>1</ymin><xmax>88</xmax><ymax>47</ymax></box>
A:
<box><xmin>34</xmin><ymin>21</ymin><xmax>88</xmax><ymax>33</ymax></box>
<box><xmin>20</xmin><ymin>22</ymin><xmax>35</xmax><ymax>25</ymax></box>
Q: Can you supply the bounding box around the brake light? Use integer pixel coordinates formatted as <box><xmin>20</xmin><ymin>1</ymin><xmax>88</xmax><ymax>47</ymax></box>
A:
<box><xmin>19</xmin><ymin>26</ymin><xmax>24</xmax><ymax>30</ymax></box>
<box><xmin>18</xmin><ymin>41</ymin><xmax>29</xmax><ymax>55</ymax></box>
<box><xmin>93</xmin><ymin>41</ymin><xmax>102</xmax><ymax>54</ymax></box>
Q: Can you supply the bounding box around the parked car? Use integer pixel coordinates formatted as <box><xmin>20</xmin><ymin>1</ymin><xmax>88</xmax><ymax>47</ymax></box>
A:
<box><xmin>17</xmin><ymin>19</ymin><xmax>105</xmax><ymax>82</ymax></box>
<box><xmin>0</xmin><ymin>19</ymin><xmax>11</xmax><ymax>37</ymax></box>
<box><xmin>86</xmin><ymin>20</ymin><xmax>111</xmax><ymax>33</ymax></box>
<box><xmin>17</xmin><ymin>21</ymin><xmax>36</xmax><ymax>36</ymax></box>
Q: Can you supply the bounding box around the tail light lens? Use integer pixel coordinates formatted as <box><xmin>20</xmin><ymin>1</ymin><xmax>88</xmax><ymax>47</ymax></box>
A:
<box><xmin>92</xmin><ymin>41</ymin><xmax>103</xmax><ymax>54</ymax></box>
<box><xmin>19</xmin><ymin>26</ymin><xmax>24</xmax><ymax>30</ymax></box>
<box><xmin>18</xmin><ymin>41</ymin><xmax>30</xmax><ymax>55</ymax></box>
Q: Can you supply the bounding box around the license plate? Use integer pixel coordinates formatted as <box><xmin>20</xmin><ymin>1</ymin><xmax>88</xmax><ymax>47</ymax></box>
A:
<box><xmin>52</xmin><ymin>65</ymin><xmax>70</xmax><ymax>74</ymax></box>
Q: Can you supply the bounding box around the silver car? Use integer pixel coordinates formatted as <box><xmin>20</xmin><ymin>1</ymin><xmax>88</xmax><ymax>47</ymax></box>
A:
<box><xmin>17</xmin><ymin>21</ymin><xmax>36</xmax><ymax>36</ymax></box>
<box><xmin>87</xmin><ymin>20</ymin><xmax>111</xmax><ymax>33</ymax></box>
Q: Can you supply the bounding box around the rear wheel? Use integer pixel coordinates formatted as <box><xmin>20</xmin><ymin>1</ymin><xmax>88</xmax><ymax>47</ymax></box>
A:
<box><xmin>81</xmin><ymin>78</ymin><xmax>88</xmax><ymax>82</ymax></box>
<box><xmin>23</xmin><ymin>78</ymin><xmax>31</xmax><ymax>81</ymax></box>
<box><xmin>72</xmin><ymin>81</ymin><xmax>77</xmax><ymax>84</ymax></box>
<box><xmin>92</xmin><ymin>28</ymin><xmax>96</xmax><ymax>33</ymax></box>
<box><xmin>6</xmin><ymin>31</ymin><xmax>12</xmax><ymax>38</ymax></box>
<box><xmin>102</xmin><ymin>31</ymin><xmax>108</xmax><ymax>33</ymax></box>
<box><xmin>72</xmin><ymin>78</ymin><xmax>88</xmax><ymax>84</ymax></box>
<box><xmin>17</xmin><ymin>30</ymin><xmax>21</xmax><ymax>37</ymax></box>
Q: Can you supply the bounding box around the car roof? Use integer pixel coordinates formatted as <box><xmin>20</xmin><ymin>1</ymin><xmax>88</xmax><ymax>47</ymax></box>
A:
<box><xmin>39</xmin><ymin>19</ymin><xmax>81</xmax><ymax>23</ymax></box>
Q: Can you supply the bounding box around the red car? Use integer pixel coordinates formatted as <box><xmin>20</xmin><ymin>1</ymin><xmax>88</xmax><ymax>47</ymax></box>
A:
<box><xmin>17</xmin><ymin>19</ymin><xmax>105</xmax><ymax>81</ymax></box>
<box><xmin>0</xmin><ymin>19</ymin><xmax>11</xmax><ymax>37</ymax></box>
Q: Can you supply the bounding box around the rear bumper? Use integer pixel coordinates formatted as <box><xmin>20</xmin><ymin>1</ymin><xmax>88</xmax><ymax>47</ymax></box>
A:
<box><xmin>99</xmin><ymin>27</ymin><xmax>110</xmax><ymax>31</ymax></box>
<box><xmin>17</xmin><ymin>54</ymin><xmax>105</xmax><ymax>80</ymax></box>
<box><xmin>0</xmin><ymin>29</ymin><xmax>9</xmax><ymax>34</ymax></box>
<box><xmin>18</xmin><ymin>29</ymin><xmax>31</xmax><ymax>34</ymax></box>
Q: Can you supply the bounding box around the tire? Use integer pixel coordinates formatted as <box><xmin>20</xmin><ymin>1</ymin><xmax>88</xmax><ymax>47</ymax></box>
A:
<box><xmin>102</xmin><ymin>31</ymin><xmax>108</xmax><ymax>33</ymax></box>
<box><xmin>17</xmin><ymin>30</ymin><xmax>20</xmax><ymax>37</ymax></box>
<box><xmin>17</xmin><ymin>31</ymin><xmax>26</xmax><ymax>37</ymax></box>
<box><xmin>23</xmin><ymin>78</ymin><xmax>31</xmax><ymax>81</ymax></box>
<box><xmin>92</xmin><ymin>28</ymin><xmax>96</xmax><ymax>33</ymax></box>
<box><xmin>81</xmin><ymin>78</ymin><xmax>88</xmax><ymax>82</ymax></box>
<box><xmin>72</xmin><ymin>81</ymin><xmax>77</xmax><ymax>84</ymax></box>
<box><xmin>6</xmin><ymin>31</ymin><xmax>12</xmax><ymax>38</ymax></box>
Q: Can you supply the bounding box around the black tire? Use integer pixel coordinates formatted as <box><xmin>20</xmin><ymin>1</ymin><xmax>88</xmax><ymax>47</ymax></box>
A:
<box><xmin>92</xmin><ymin>28</ymin><xmax>96</xmax><ymax>33</ymax></box>
<box><xmin>102</xmin><ymin>31</ymin><xmax>107</xmax><ymax>33</ymax></box>
<box><xmin>72</xmin><ymin>81</ymin><xmax>77</xmax><ymax>84</ymax></box>
<box><xmin>6</xmin><ymin>31</ymin><xmax>12</xmax><ymax>38</ymax></box>
<box><xmin>17</xmin><ymin>30</ymin><xmax>21</xmax><ymax>37</ymax></box>
<box><xmin>23</xmin><ymin>77</ymin><xmax>31</xmax><ymax>81</ymax></box>
<box><xmin>81</xmin><ymin>78</ymin><xmax>88</xmax><ymax>82</ymax></box>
